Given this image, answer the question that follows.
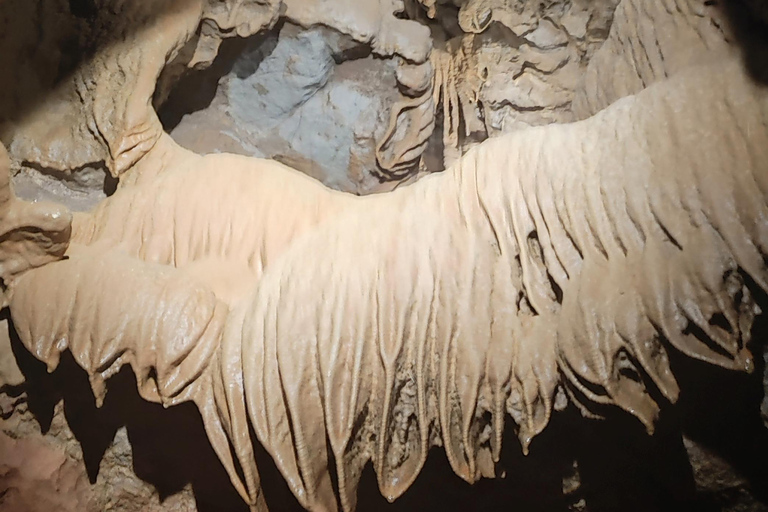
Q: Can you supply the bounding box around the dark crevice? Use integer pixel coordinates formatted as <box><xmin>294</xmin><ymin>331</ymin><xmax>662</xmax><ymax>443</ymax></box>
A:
<box><xmin>547</xmin><ymin>272</ymin><xmax>564</xmax><ymax>304</ymax></box>
<box><xmin>681</xmin><ymin>318</ymin><xmax>738</xmax><ymax>361</ymax></box>
<box><xmin>720</xmin><ymin>0</ymin><xmax>768</xmax><ymax>85</ymax></box>
<box><xmin>708</xmin><ymin>312</ymin><xmax>734</xmax><ymax>335</ymax></box>
<box><xmin>657</xmin><ymin>221</ymin><xmax>683</xmax><ymax>251</ymax></box>
<box><xmin>158</xmin><ymin>26</ymin><xmax>280</xmax><ymax>131</ymax></box>
<box><xmin>103</xmin><ymin>173</ymin><xmax>118</xmax><ymax>196</ymax></box>
<box><xmin>21</xmin><ymin>159</ymin><xmax>108</xmax><ymax>184</ymax></box>
<box><xmin>68</xmin><ymin>0</ymin><xmax>97</xmax><ymax>19</ymax></box>
<box><xmin>615</xmin><ymin>350</ymin><xmax>644</xmax><ymax>385</ymax></box>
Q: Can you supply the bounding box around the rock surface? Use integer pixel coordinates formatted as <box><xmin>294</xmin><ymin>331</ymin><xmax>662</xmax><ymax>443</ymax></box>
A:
<box><xmin>169</xmin><ymin>24</ymin><xmax>404</xmax><ymax>194</ymax></box>
<box><xmin>0</xmin><ymin>430</ymin><xmax>94</xmax><ymax>512</ymax></box>
<box><xmin>420</xmin><ymin>0</ymin><xmax>620</xmax><ymax>167</ymax></box>
<box><xmin>0</xmin><ymin>0</ymin><xmax>205</xmax><ymax>179</ymax></box>
<box><xmin>571</xmin><ymin>0</ymin><xmax>733</xmax><ymax>118</ymax></box>
<box><xmin>0</xmin><ymin>0</ymin><xmax>767</xmax><ymax>511</ymax></box>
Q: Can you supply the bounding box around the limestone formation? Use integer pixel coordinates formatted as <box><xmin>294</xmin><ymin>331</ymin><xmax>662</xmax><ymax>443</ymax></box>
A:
<box><xmin>8</xmin><ymin>53</ymin><xmax>768</xmax><ymax>510</ymax></box>
<box><xmin>0</xmin><ymin>0</ymin><xmax>205</xmax><ymax>179</ymax></box>
<box><xmin>571</xmin><ymin>0</ymin><xmax>733</xmax><ymax>118</ymax></box>
<box><xmin>0</xmin><ymin>143</ymin><xmax>71</xmax><ymax>305</ymax></box>
<box><xmin>169</xmin><ymin>23</ymin><xmax>418</xmax><ymax>193</ymax></box>
<box><xmin>1</xmin><ymin>1</ymin><xmax>768</xmax><ymax>511</ymax></box>
<box><xmin>1</xmin><ymin>0</ymin><xmax>440</xmax><ymax>199</ymax></box>
<box><xmin>412</xmin><ymin>0</ymin><xmax>621</xmax><ymax>168</ymax></box>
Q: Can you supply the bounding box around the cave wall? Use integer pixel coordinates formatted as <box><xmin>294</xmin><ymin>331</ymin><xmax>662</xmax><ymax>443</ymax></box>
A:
<box><xmin>0</xmin><ymin>1</ymin><xmax>767</xmax><ymax>511</ymax></box>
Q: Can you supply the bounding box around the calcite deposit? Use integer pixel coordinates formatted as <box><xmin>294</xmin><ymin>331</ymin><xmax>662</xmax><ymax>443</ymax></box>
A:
<box><xmin>1</xmin><ymin>1</ymin><xmax>768</xmax><ymax>512</ymax></box>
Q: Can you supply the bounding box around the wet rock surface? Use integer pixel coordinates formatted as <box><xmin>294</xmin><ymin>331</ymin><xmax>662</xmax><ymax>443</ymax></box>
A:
<box><xmin>0</xmin><ymin>1</ymin><xmax>767</xmax><ymax>511</ymax></box>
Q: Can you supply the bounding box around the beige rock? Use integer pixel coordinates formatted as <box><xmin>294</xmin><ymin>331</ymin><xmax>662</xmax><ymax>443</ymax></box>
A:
<box><xmin>571</xmin><ymin>0</ymin><xmax>733</xmax><ymax>118</ymax></box>
<box><xmin>283</xmin><ymin>0</ymin><xmax>431</xmax><ymax>63</ymax></box>
<box><xmin>428</xmin><ymin>0</ymin><xmax>620</xmax><ymax>168</ymax></box>
<box><xmin>0</xmin><ymin>134</ymin><xmax>71</xmax><ymax>305</ymax></box>
<box><xmin>1</xmin><ymin>1</ymin><xmax>768</xmax><ymax>512</ymax></box>
<box><xmin>189</xmin><ymin>0</ymin><xmax>282</xmax><ymax>69</ymax></box>
<box><xmin>7</xmin><ymin>54</ymin><xmax>768</xmax><ymax>511</ymax></box>
<box><xmin>0</xmin><ymin>431</ymin><xmax>95</xmax><ymax>512</ymax></box>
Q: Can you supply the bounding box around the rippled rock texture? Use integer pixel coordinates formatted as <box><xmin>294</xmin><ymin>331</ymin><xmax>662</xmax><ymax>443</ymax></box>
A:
<box><xmin>1</xmin><ymin>1</ymin><xmax>768</xmax><ymax>511</ymax></box>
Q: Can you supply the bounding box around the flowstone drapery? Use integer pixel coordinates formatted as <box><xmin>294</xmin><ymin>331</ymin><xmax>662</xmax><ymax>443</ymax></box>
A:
<box><xmin>5</xmin><ymin>54</ymin><xmax>768</xmax><ymax>511</ymax></box>
<box><xmin>1</xmin><ymin>1</ymin><xmax>768</xmax><ymax>511</ymax></box>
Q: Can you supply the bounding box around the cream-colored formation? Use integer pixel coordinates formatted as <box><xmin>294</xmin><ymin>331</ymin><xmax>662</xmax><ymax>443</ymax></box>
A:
<box><xmin>6</xmin><ymin>52</ymin><xmax>768</xmax><ymax>510</ymax></box>
<box><xmin>0</xmin><ymin>144</ymin><xmax>71</xmax><ymax>305</ymax></box>
<box><xmin>2</xmin><ymin>0</ymin><xmax>768</xmax><ymax>511</ymax></box>
<box><xmin>571</xmin><ymin>0</ymin><xmax>733</xmax><ymax>118</ymax></box>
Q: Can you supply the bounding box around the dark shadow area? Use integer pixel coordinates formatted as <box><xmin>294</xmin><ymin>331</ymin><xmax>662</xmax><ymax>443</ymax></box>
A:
<box><xmin>247</xmin><ymin>399</ymin><xmax>708</xmax><ymax>512</ymax></box>
<box><xmin>571</xmin><ymin>411</ymin><xmax>697</xmax><ymax>512</ymax></box>
<box><xmin>0</xmin><ymin>0</ymin><xmax>205</xmax><ymax>132</ymax></box>
<box><xmin>8</xmin><ymin>320</ymin><xmax>248</xmax><ymax>512</ymax></box>
<box><xmin>157</xmin><ymin>25</ymin><xmax>280</xmax><ymax>132</ymax></box>
<box><xmin>354</xmin><ymin>417</ymin><xmax>574</xmax><ymax>512</ymax></box>
<box><xmin>68</xmin><ymin>0</ymin><xmax>98</xmax><ymax>19</ymax></box>
<box><xmin>351</xmin><ymin>402</ymin><xmax>706</xmax><ymax>512</ymax></box>
<box><xmin>669</xmin><ymin>275</ymin><xmax>768</xmax><ymax>508</ymax></box>
<box><xmin>720</xmin><ymin>0</ymin><xmax>768</xmax><ymax>85</ymax></box>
